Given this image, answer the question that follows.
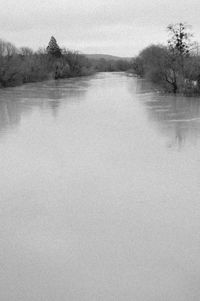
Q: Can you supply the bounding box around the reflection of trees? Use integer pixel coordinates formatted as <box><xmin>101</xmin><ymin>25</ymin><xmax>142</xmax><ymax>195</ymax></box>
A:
<box><xmin>0</xmin><ymin>100</ymin><xmax>22</xmax><ymax>133</ymax></box>
<box><xmin>0</xmin><ymin>77</ymin><xmax>90</xmax><ymax>134</ymax></box>
<box><xmin>135</xmin><ymin>79</ymin><xmax>200</xmax><ymax>148</ymax></box>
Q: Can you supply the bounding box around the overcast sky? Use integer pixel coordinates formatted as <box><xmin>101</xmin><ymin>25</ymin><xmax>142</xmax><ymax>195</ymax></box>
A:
<box><xmin>1</xmin><ymin>0</ymin><xmax>200</xmax><ymax>57</ymax></box>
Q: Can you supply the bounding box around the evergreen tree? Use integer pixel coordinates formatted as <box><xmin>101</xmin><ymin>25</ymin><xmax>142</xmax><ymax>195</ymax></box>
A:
<box><xmin>47</xmin><ymin>36</ymin><xmax>61</xmax><ymax>57</ymax></box>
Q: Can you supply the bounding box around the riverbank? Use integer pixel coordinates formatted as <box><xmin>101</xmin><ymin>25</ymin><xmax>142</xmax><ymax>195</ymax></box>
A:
<box><xmin>0</xmin><ymin>38</ymin><xmax>132</xmax><ymax>89</ymax></box>
<box><xmin>132</xmin><ymin>23</ymin><xmax>200</xmax><ymax>96</ymax></box>
<box><xmin>0</xmin><ymin>39</ymin><xmax>95</xmax><ymax>88</ymax></box>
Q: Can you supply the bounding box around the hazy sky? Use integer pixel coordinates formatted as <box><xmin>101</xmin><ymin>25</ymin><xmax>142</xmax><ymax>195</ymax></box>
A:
<box><xmin>1</xmin><ymin>0</ymin><xmax>200</xmax><ymax>56</ymax></box>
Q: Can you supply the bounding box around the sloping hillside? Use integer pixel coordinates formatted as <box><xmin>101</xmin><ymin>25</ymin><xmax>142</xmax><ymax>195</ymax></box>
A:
<box><xmin>84</xmin><ymin>54</ymin><xmax>132</xmax><ymax>61</ymax></box>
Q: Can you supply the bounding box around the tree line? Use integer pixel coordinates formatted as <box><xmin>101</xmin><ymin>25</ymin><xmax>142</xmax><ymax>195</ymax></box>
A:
<box><xmin>132</xmin><ymin>23</ymin><xmax>200</xmax><ymax>94</ymax></box>
<box><xmin>89</xmin><ymin>57</ymin><xmax>132</xmax><ymax>72</ymax></box>
<box><xmin>0</xmin><ymin>36</ymin><xmax>95</xmax><ymax>88</ymax></box>
<box><xmin>0</xmin><ymin>36</ymin><xmax>132</xmax><ymax>88</ymax></box>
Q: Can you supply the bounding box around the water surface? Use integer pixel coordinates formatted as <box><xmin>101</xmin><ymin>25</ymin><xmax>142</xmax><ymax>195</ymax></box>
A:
<box><xmin>1</xmin><ymin>73</ymin><xmax>200</xmax><ymax>300</ymax></box>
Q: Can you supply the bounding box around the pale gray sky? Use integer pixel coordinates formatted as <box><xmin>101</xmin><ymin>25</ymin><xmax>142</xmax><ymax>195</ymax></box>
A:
<box><xmin>1</xmin><ymin>0</ymin><xmax>200</xmax><ymax>56</ymax></box>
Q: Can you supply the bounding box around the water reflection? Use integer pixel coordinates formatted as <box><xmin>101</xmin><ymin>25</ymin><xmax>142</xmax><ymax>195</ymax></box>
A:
<box><xmin>135</xmin><ymin>79</ymin><xmax>200</xmax><ymax>149</ymax></box>
<box><xmin>0</xmin><ymin>77</ymin><xmax>89</xmax><ymax>134</ymax></box>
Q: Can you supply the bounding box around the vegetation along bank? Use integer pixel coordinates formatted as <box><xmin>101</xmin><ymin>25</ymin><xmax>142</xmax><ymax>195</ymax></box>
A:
<box><xmin>132</xmin><ymin>23</ymin><xmax>200</xmax><ymax>95</ymax></box>
<box><xmin>0</xmin><ymin>36</ymin><xmax>131</xmax><ymax>88</ymax></box>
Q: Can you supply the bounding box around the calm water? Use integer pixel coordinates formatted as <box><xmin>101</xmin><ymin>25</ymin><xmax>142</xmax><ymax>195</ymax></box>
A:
<box><xmin>1</xmin><ymin>72</ymin><xmax>200</xmax><ymax>300</ymax></box>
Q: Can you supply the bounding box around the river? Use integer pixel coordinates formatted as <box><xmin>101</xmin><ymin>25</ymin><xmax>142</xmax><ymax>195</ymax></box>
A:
<box><xmin>1</xmin><ymin>72</ymin><xmax>200</xmax><ymax>300</ymax></box>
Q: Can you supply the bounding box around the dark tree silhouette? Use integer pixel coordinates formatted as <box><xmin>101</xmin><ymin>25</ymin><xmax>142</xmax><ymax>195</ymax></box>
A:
<box><xmin>167</xmin><ymin>23</ymin><xmax>192</xmax><ymax>57</ymax></box>
<box><xmin>47</xmin><ymin>36</ymin><xmax>61</xmax><ymax>57</ymax></box>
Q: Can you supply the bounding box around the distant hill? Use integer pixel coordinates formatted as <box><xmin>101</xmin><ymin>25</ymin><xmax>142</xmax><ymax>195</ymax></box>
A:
<box><xmin>84</xmin><ymin>54</ymin><xmax>132</xmax><ymax>61</ymax></box>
